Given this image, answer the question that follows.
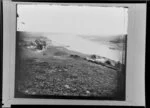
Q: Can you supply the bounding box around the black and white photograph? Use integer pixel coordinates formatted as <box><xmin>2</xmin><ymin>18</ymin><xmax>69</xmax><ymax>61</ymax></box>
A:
<box><xmin>15</xmin><ymin>4</ymin><xmax>128</xmax><ymax>100</ymax></box>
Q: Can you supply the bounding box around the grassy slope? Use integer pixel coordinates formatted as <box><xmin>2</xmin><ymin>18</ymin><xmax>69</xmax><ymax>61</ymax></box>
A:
<box><xmin>15</xmin><ymin>32</ymin><xmax>125</xmax><ymax>99</ymax></box>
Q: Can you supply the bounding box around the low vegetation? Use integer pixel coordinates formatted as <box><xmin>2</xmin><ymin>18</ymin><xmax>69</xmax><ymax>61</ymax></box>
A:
<box><xmin>15</xmin><ymin>32</ymin><xmax>125</xmax><ymax>99</ymax></box>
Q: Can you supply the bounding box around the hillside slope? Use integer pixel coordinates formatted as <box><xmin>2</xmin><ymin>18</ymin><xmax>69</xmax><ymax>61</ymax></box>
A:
<box><xmin>15</xmin><ymin>31</ymin><xmax>125</xmax><ymax>100</ymax></box>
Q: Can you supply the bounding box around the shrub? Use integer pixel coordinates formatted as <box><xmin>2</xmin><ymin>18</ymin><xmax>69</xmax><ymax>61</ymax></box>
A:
<box><xmin>105</xmin><ymin>60</ymin><xmax>111</xmax><ymax>65</ymax></box>
<box><xmin>70</xmin><ymin>55</ymin><xmax>80</xmax><ymax>58</ymax></box>
<box><xmin>34</xmin><ymin>39</ymin><xmax>47</xmax><ymax>50</ymax></box>
<box><xmin>91</xmin><ymin>54</ymin><xmax>97</xmax><ymax>59</ymax></box>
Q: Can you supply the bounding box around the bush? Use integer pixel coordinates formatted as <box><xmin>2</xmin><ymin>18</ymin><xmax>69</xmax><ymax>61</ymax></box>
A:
<box><xmin>105</xmin><ymin>60</ymin><xmax>111</xmax><ymax>65</ymax></box>
<box><xmin>70</xmin><ymin>55</ymin><xmax>81</xmax><ymax>58</ymax></box>
<box><xmin>35</xmin><ymin>39</ymin><xmax>47</xmax><ymax>50</ymax></box>
<box><xmin>91</xmin><ymin>54</ymin><xmax>97</xmax><ymax>59</ymax></box>
<box><xmin>115</xmin><ymin>61</ymin><xmax>122</xmax><ymax>68</ymax></box>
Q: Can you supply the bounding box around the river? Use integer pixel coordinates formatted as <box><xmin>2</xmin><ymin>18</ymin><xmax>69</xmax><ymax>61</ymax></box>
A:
<box><xmin>44</xmin><ymin>33</ymin><xmax>125</xmax><ymax>63</ymax></box>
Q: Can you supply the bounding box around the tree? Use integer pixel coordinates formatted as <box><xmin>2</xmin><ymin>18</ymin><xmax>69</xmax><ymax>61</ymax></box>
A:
<box><xmin>91</xmin><ymin>54</ymin><xmax>97</xmax><ymax>59</ymax></box>
<box><xmin>35</xmin><ymin>39</ymin><xmax>45</xmax><ymax>50</ymax></box>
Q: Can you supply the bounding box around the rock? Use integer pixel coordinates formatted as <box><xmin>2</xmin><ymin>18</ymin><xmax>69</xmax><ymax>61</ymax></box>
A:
<box><xmin>71</xmin><ymin>88</ymin><xmax>77</xmax><ymax>91</ymax></box>
<box><xmin>64</xmin><ymin>69</ymin><xmax>68</xmax><ymax>71</ymax></box>
<box><xmin>86</xmin><ymin>90</ymin><xmax>90</xmax><ymax>94</ymax></box>
<box><xmin>31</xmin><ymin>92</ymin><xmax>36</xmax><ymax>95</ymax></box>
<box><xmin>64</xmin><ymin>85</ymin><xmax>70</xmax><ymax>89</ymax></box>
<box><xmin>48</xmin><ymin>70</ymin><xmax>55</xmax><ymax>73</ymax></box>
<box><xmin>25</xmin><ymin>90</ymin><xmax>29</xmax><ymax>93</ymax></box>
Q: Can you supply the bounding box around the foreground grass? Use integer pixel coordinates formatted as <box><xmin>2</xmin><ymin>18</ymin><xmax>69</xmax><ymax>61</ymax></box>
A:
<box><xmin>15</xmin><ymin>55</ymin><xmax>124</xmax><ymax>98</ymax></box>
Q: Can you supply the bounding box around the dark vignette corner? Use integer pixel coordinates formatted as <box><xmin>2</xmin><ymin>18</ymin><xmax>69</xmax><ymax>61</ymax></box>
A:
<box><xmin>145</xmin><ymin>0</ymin><xmax>149</xmax><ymax>107</ymax></box>
<box><xmin>0</xmin><ymin>0</ymin><xmax>3</xmax><ymax>107</ymax></box>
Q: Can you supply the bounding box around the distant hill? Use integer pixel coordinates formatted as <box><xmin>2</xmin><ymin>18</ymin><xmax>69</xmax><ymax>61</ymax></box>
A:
<box><xmin>109</xmin><ymin>34</ymin><xmax>127</xmax><ymax>43</ymax></box>
<box><xmin>79</xmin><ymin>34</ymin><xmax>127</xmax><ymax>43</ymax></box>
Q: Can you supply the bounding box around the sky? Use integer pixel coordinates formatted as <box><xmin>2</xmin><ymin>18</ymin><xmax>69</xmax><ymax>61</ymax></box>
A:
<box><xmin>17</xmin><ymin>4</ymin><xmax>128</xmax><ymax>36</ymax></box>
<box><xmin>17</xmin><ymin>5</ymin><xmax>128</xmax><ymax>62</ymax></box>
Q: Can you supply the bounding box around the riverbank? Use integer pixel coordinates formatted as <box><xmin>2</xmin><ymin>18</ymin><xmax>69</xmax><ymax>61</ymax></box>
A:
<box><xmin>15</xmin><ymin>31</ymin><xmax>125</xmax><ymax>100</ymax></box>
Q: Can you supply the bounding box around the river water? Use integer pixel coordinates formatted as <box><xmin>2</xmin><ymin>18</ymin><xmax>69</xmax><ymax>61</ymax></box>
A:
<box><xmin>44</xmin><ymin>34</ymin><xmax>124</xmax><ymax>63</ymax></box>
